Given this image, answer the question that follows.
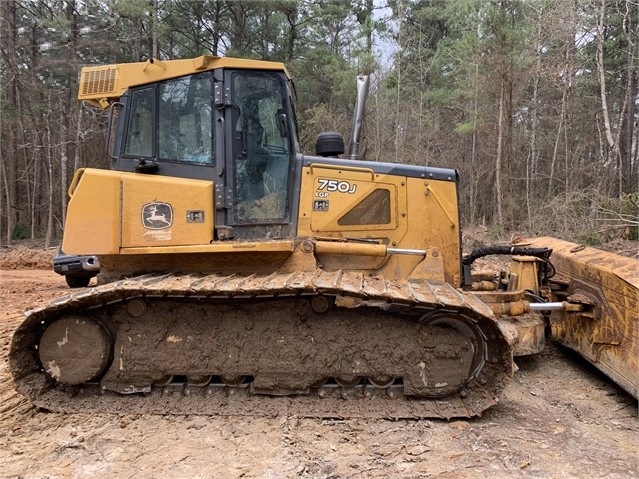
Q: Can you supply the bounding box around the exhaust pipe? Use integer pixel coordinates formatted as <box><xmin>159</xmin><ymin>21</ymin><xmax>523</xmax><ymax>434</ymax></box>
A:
<box><xmin>348</xmin><ymin>75</ymin><xmax>370</xmax><ymax>160</ymax></box>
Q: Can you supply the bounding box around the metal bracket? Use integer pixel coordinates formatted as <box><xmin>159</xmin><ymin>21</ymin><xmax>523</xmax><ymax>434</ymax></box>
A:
<box><xmin>215</xmin><ymin>184</ymin><xmax>232</xmax><ymax>210</ymax></box>
<box><xmin>216</xmin><ymin>226</ymin><xmax>234</xmax><ymax>240</ymax></box>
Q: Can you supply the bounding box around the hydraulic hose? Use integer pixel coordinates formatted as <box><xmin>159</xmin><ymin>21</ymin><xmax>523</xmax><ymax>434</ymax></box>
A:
<box><xmin>461</xmin><ymin>245</ymin><xmax>554</xmax><ymax>287</ymax></box>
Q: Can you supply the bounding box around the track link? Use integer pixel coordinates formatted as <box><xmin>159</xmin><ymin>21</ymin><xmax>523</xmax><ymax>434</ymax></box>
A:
<box><xmin>10</xmin><ymin>269</ymin><xmax>513</xmax><ymax>419</ymax></box>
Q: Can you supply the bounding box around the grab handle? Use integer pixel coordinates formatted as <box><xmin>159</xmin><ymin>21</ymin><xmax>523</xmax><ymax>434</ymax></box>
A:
<box><xmin>68</xmin><ymin>168</ymin><xmax>85</xmax><ymax>197</ymax></box>
<box><xmin>308</xmin><ymin>163</ymin><xmax>375</xmax><ymax>180</ymax></box>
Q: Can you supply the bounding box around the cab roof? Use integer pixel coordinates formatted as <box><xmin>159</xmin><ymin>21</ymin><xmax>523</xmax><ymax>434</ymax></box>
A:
<box><xmin>78</xmin><ymin>55</ymin><xmax>291</xmax><ymax>109</ymax></box>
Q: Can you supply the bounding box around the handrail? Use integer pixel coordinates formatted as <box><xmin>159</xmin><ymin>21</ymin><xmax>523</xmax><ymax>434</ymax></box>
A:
<box><xmin>308</xmin><ymin>163</ymin><xmax>375</xmax><ymax>180</ymax></box>
<box><xmin>68</xmin><ymin>168</ymin><xmax>85</xmax><ymax>197</ymax></box>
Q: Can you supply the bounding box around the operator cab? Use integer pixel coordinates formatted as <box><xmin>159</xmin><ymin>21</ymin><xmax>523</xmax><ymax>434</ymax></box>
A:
<box><xmin>107</xmin><ymin>67</ymin><xmax>301</xmax><ymax>240</ymax></box>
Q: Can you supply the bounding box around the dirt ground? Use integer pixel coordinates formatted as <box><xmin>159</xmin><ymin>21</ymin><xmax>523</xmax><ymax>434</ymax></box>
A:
<box><xmin>1</xmin><ymin>246</ymin><xmax>637</xmax><ymax>479</ymax></box>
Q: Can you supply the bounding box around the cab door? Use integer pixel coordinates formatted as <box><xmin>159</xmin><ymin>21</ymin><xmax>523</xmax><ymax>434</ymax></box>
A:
<box><xmin>219</xmin><ymin>69</ymin><xmax>299</xmax><ymax>240</ymax></box>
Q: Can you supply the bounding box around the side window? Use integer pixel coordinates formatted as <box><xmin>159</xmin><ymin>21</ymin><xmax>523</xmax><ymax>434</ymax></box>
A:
<box><xmin>158</xmin><ymin>74</ymin><xmax>213</xmax><ymax>164</ymax></box>
<box><xmin>124</xmin><ymin>88</ymin><xmax>153</xmax><ymax>157</ymax></box>
<box><xmin>231</xmin><ymin>72</ymin><xmax>292</xmax><ymax>223</ymax></box>
<box><xmin>338</xmin><ymin>189</ymin><xmax>391</xmax><ymax>225</ymax></box>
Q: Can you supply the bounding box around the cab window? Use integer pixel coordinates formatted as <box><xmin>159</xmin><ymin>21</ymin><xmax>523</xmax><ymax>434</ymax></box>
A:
<box><xmin>123</xmin><ymin>73</ymin><xmax>214</xmax><ymax>165</ymax></box>
<box><xmin>124</xmin><ymin>87</ymin><xmax>153</xmax><ymax>157</ymax></box>
<box><xmin>159</xmin><ymin>74</ymin><xmax>213</xmax><ymax>164</ymax></box>
<box><xmin>231</xmin><ymin>72</ymin><xmax>292</xmax><ymax>223</ymax></box>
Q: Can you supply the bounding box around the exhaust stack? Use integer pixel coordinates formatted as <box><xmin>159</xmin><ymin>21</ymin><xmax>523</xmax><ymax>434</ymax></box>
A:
<box><xmin>348</xmin><ymin>75</ymin><xmax>370</xmax><ymax>160</ymax></box>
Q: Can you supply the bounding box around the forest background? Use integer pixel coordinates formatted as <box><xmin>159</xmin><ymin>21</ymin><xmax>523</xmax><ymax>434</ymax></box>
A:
<box><xmin>1</xmin><ymin>0</ymin><xmax>637</xmax><ymax>247</ymax></box>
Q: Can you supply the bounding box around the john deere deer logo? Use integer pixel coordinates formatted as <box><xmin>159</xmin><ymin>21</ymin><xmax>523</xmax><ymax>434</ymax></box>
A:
<box><xmin>142</xmin><ymin>202</ymin><xmax>173</xmax><ymax>229</ymax></box>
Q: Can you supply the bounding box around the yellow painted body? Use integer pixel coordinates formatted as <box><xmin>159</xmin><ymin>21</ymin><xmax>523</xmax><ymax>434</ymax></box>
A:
<box><xmin>297</xmin><ymin>164</ymin><xmax>461</xmax><ymax>284</ymax></box>
<box><xmin>507</xmin><ymin>256</ymin><xmax>541</xmax><ymax>292</ymax></box>
<box><xmin>63</xmin><ymin>162</ymin><xmax>461</xmax><ymax>285</ymax></box>
<box><xmin>120</xmin><ymin>174</ymin><xmax>213</xmax><ymax>248</ymax></box>
<box><xmin>63</xmin><ymin>169</ymin><xmax>121</xmax><ymax>254</ymax></box>
<box><xmin>527</xmin><ymin>237</ymin><xmax>639</xmax><ymax>399</ymax></box>
<box><xmin>63</xmin><ymin>168</ymin><xmax>215</xmax><ymax>254</ymax></box>
<box><xmin>79</xmin><ymin>55</ymin><xmax>291</xmax><ymax>109</ymax></box>
<box><xmin>70</xmin><ymin>54</ymin><xmax>462</xmax><ymax>285</ymax></box>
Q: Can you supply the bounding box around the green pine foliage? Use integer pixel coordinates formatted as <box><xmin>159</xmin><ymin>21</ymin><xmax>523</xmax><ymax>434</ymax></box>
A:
<box><xmin>0</xmin><ymin>0</ymin><xmax>637</xmax><ymax>245</ymax></box>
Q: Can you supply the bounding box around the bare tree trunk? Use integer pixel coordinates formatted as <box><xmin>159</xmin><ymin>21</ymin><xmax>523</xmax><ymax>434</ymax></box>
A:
<box><xmin>227</xmin><ymin>1</ymin><xmax>248</xmax><ymax>53</ymax></box>
<box><xmin>45</xmin><ymin>119</ymin><xmax>54</xmax><ymax>249</ymax></box>
<box><xmin>283</xmin><ymin>3</ymin><xmax>297</xmax><ymax>63</ymax></box>
<box><xmin>151</xmin><ymin>0</ymin><xmax>158</xmax><ymax>58</ymax></box>
<box><xmin>470</xmin><ymin>62</ymin><xmax>480</xmax><ymax>226</ymax></box>
<box><xmin>27</xmin><ymin>103</ymin><xmax>43</xmax><ymax>234</ymax></box>
<box><xmin>0</xmin><ymin>159</ymin><xmax>7</xmax><ymax>246</ymax></box>
<box><xmin>373</xmin><ymin>87</ymin><xmax>382</xmax><ymax>160</ymax></box>
<box><xmin>634</xmin><ymin>112</ymin><xmax>639</xmax><ymax>184</ymax></box>
<box><xmin>494</xmin><ymin>76</ymin><xmax>505</xmax><ymax>225</ymax></box>
<box><xmin>59</xmin><ymin>90</ymin><xmax>70</xmax><ymax>228</ymax></box>
<box><xmin>27</xmin><ymin>23</ymin><xmax>42</xmax><ymax>238</ymax></box>
<box><xmin>619</xmin><ymin>0</ymin><xmax>638</xmax><ymax>194</ymax></box>
<box><xmin>2</xmin><ymin>0</ymin><xmax>18</xmax><ymax>244</ymax></box>
<box><xmin>596</xmin><ymin>0</ymin><xmax>617</xmax><ymax>177</ymax></box>
<box><xmin>394</xmin><ymin>3</ymin><xmax>405</xmax><ymax>164</ymax></box>
<box><xmin>0</xmin><ymin>144</ymin><xmax>3</xmax><ymax>245</ymax></box>
<box><xmin>548</xmin><ymin>9</ymin><xmax>576</xmax><ymax>200</ymax></box>
<box><xmin>133</xmin><ymin>16</ymin><xmax>143</xmax><ymax>61</ymax></box>
<box><xmin>528</xmin><ymin>15</ymin><xmax>542</xmax><ymax>228</ymax></box>
<box><xmin>107</xmin><ymin>0</ymin><xmax>117</xmax><ymax>62</ymax></box>
<box><xmin>29</xmin><ymin>148</ymin><xmax>37</xmax><ymax>240</ymax></box>
<box><xmin>414</xmin><ymin>23</ymin><xmax>426</xmax><ymax>167</ymax></box>
<box><xmin>73</xmin><ymin>105</ymin><xmax>83</xmax><ymax>171</ymax></box>
<box><xmin>260</xmin><ymin>8</ymin><xmax>271</xmax><ymax>59</ymax></box>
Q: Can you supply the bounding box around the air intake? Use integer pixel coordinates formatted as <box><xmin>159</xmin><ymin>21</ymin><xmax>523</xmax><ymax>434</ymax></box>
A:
<box><xmin>80</xmin><ymin>67</ymin><xmax>117</xmax><ymax>96</ymax></box>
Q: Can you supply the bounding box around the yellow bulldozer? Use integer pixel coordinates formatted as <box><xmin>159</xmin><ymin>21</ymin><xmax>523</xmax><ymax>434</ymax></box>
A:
<box><xmin>9</xmin><ymin>55</ymin><xmax>638</xmax><ymax>419</ymax></box>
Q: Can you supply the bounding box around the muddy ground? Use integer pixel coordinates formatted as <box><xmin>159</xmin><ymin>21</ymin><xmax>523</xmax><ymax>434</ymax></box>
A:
<box><xmin>0</xmin><ymin>245</ymin><xmax>637</xmax><ymax>479</ymax></box>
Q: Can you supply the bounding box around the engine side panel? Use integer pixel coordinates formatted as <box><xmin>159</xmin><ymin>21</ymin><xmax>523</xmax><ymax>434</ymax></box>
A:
<box><xmin>121</xmin><ymin>173</ymin><xmax>214</xmax><ymax>247</ymax></box>
<box><xmin>62</xmin><ymin>169</ymin><xmax>121</xmax><ymax>255</ymax></box>
<box><xmin>297</xmin><ymin>162</ymin><xmax>461</xmax><ymax>284</ymax></box>
<box><xmin>62</xmin><ymin>168</ymin><xmax>216</xmax><ymax>254</ymax></box>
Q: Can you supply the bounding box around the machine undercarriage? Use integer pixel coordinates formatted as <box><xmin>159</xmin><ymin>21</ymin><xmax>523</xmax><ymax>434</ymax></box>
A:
<box><xmin>10</xmin><ymin>270</ymin><xmax>512</xmax><ymax>419</ymax></box>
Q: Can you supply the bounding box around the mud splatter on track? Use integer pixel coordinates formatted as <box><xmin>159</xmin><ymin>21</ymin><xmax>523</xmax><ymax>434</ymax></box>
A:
<box><xmin>1</xmin><ymin>255</ymin><xmax>637</xmax><ymax>478</ymax></box>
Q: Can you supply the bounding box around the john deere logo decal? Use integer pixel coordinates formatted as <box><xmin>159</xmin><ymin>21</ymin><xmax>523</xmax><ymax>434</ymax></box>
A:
<box><xmin>142</xmin><ymin>202</ymin><xmax>173</xmax><ymax>229</ymax></box>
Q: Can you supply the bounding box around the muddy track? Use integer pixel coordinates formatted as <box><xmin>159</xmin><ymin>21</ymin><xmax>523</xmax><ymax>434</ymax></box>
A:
<box><xmin>2</xmin><ymin>266</ymin><xmax>638</xmax><ymax>478</ymax></box>
<box><xmin>10</xmin><ymin>269</ymin><xmax>512</xmax><ymax>419</ymax></box>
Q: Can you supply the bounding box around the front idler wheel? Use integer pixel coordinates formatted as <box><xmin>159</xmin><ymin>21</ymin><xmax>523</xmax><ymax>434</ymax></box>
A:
<box><xmin>38</xmin><ymin>315</ymin><xmax>113</xmax><ymax>385</ymax></box>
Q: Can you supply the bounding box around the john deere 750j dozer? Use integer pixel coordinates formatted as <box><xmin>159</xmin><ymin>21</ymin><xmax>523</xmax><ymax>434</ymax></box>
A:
<box><xmin>9</xmin><ymin>56</ymin><xmax>639</xmax><ymax>419</ymax></box>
